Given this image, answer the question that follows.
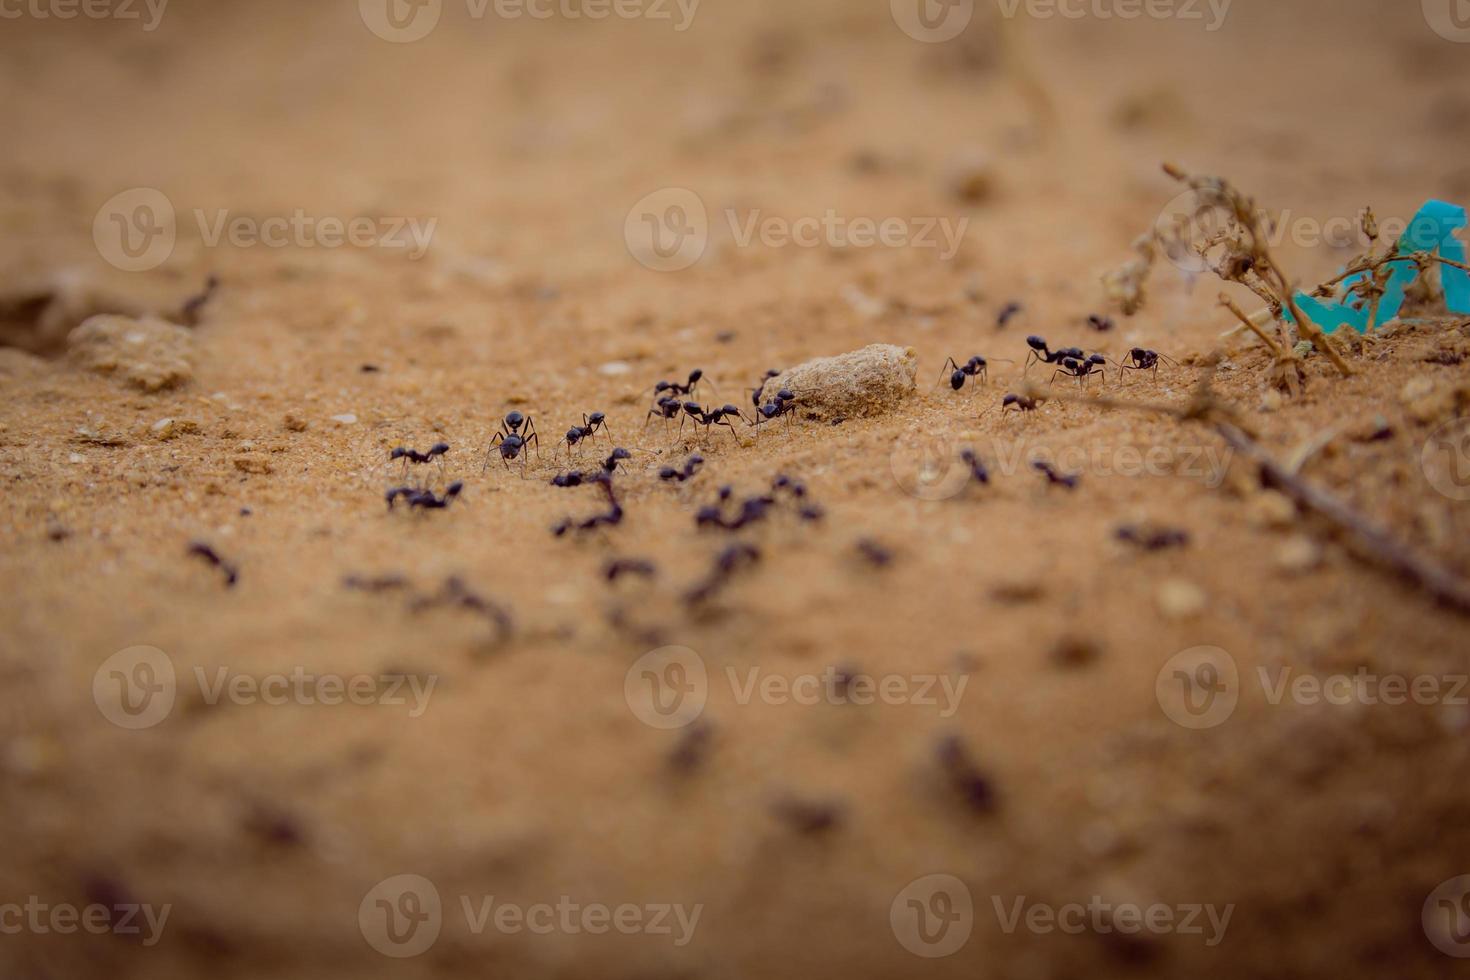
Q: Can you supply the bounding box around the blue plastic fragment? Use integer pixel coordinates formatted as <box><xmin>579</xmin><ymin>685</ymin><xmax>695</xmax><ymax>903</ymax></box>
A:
<box><xmin>1288</xmin><ymin>200</ymin><xmax>1470</xmax><ymax>334</ymax></box>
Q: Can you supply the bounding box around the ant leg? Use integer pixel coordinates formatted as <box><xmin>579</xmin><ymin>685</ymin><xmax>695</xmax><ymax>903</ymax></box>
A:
<box><xmin>936</xmin><ymin>358</ymin><xmax>961</xmax><ymax>389</ymax></box>
<box><xmin>719</xmin><ymin>419</ymin><xmax>740</xmax><ymax>444</ymax></box>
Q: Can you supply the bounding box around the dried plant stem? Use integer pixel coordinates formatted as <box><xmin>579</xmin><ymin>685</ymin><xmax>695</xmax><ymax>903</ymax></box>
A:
<box><xmin>1219</xmin><ymin>294</ymin><xmax>1284</xmax><ymax>358</ymax></box>
<box><xmin>1052</xmin><ymin>377</ymin><xmax>1470</xmax><ymax>615</ymax></box>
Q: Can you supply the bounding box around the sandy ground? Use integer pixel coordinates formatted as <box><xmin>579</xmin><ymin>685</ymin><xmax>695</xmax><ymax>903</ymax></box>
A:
<box><xmin>3</xmin><ymin>1</ymin><xmax>1470</xmax><ymax>977</ymax></box>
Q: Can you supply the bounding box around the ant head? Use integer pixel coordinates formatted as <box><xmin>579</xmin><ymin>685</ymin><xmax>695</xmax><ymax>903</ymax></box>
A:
<box><xmin>390</xmin><ymin>447</ymin><xmax>409</xmax><ymax>460</ymax></box>
<box><xmin>654</xmin><ymin>381</ymin><xmax>672</xmax><ymax>393</ymax></box>
<box><xmin>721</xmin><ymin>404</ymin><xmax>741</xmax><ymax>416</ymax></box>
<box><xmin>688</xmin><ymin>369</ymin><xmax>704</xmax><ymax>383</ymax></box>
<box><xmin>968</xmin><ymin>356</ymin><xmax>986</xmax><ymax>368</ymax></box>
<box><xmin>445</xmin><ymin>482</ymin><xmax>464</xmax><ymax>496</ymax></box>
<box><xmin>1088</xmin><ymin>354</ymin><xmax>1107</xmax><ymax>365</ymax></box>
<box><xmin>505</xmin><ymin>411</ymin><xmax>525</xmax><ymax>429</ymax></box>
<box><xmin>1002</xmin><ymin>394</ymin><xmax>1019</xmax><ymax>407</ymax></box>
<box><xmin>430</xmin><ymin>442</ymin><xmax>450</xmax><ymax>454</ymax></box>
<box><xmin>960</xmin><ymin>449</ymin><xmax>977</xmax><ymax>463</ymax></box>
<box><xmin>761</xmin><ymin>404</ymin><xmax>779</xmax><ymax>419</ymax></box>
<box><xmin>1130</xmin><ymin>347</ymin><xmax>1147</xmax><ymax>357</ymax></box>
<box><xmin>611</xmin><ymin>447</ymin><xmax>632</xmax><ymax>461</ymax></box>
<box><xmin>1026</xmin><ymin>335</ymin><xmax>1048</xmax><ymax>352</ymax></box>
<box><xmin>776</xmin><ymin>389</ymin><xmax>795</xmax><ymax>402</ymax></box>
<box><xmin>764</xmin><ymin>368</ymin><xmax>781</xmax><ymax>379</ymax></box>
<box><xmin>689</xmin><ymin>454</ymin><xmax>704</xmax><ymax>464</ymax></box>
<box><xmin>588</xmin><ymin>412</ymin><xmax>605</xmax><ymax>425</ymax></box>
<box><xmin>684</xmin><ymin>401</ymin><xmax>702</xmax><ymax>413</ymax></box>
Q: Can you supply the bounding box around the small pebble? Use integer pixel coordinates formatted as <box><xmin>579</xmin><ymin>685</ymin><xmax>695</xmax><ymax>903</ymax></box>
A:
<box><xmin>599</xmin><ymin>361</ymin><xmax>632</xmax><ymax>377</ymax></box>
<box><xmin>1275</xmin><ymin>536</ymin><xmax>1323</xmax><ymax>574</ymax></box>
<box><xmin>331</xmin><ymin>413</ymin><xmax>358</xmax><ymax>425</ymax></box>
<box><xmin>1156</xmin><ymin>579</ymin><xmax>1206</xmax><ymax>620</ymax></box>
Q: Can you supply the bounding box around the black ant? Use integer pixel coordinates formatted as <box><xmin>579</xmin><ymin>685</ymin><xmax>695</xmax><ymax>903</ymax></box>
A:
<box><xmin>937</xmin><ymin>734</ymin><xmax>997</xmax><ymax>814</ymax></box>
<box><xmin>389</xmin><ymin>442</ymin><xmax>450</xmax><ymax>482</ymax></box>
<box><xmin>752</xmin><ymin>389</ymin><xmax>799</xmax><ymax>433</ymax></box>
<box><xmin>1119</xmin><ymin>348</ymin><xmax>1180</xmax><ymax>382</ymax></box>
<box><xmin>748</xmin><ymin>369</ymin><xmax>782</xmax><ymax>411</ymax></box>
<box><xmin>1051</xmin><ymin>353</ymin><xmax>1111</xmax><ymax>388</ymax></box>
<box><xmin>1023</xmin><ymin>336</ymin><xmax>1087</xmax><ymax>374</ymax></box>
<box><xmin>959</xmin><ymin>449</ymin><xmax>990</xmax><ymax>485</ymax></box>
<box><xmin>187</xmin><ymin>541</ymin><xmax>238</xmax><ymax>587</ymax></box>
<box><xmin>855</xmin><ymin>538</ymin><xmax>894</xmax><ymax>568</ymax></box>
<box><xmin>1116</xmin><ymin>524</ymin><xmax>1189</xmax><ymax>551</ymax></box>
<box><xmin>386</xmin><ymin>482</ymin><xmax>465</xmax><ymax>510</ymax></box>
<box><xmin>652</xmin><ymin>369</ymin><xmax>707</xmax><ymax>402</ymax></box>
<box><xmin>680</xmin><ymin>403</ymin><xmax>746</xmax><ymax>444</ymax></box>
<box><xmin>605</xmin><ymin>558</ymin><xmax>658</xmax><ymax>582</ymax></box>
<box><xmin>483</xmin><ymin>412</ymin><xmax>540</xmax><ymax>473</ymax></box>
<box><xmin>552</xmin><ymin>447</ymin><xmax>632</xmax><ymax>488</ymax></box>
<box><xmin>684</xmin><ymin>543</ymin><xmax>762</xmax><ymax>605</ymax></box>
<box><xmin>938</xmin><ymin>355</ymin><xmax>1011</xmax><ymax>392</ymax></box>
<box><xmin>645</xmin><ymin>395</ymin><xmax>684</xmax><ymax>433</ymax></box>
<box><xmin>996</xmin><ymin>301</ymin><xmax>1023</xmax><ymax>329</ymax></box>
<box><xmin>552</xmin><ymin>479</ymin><xmax>624</xmax><ymax>537</ymax></box>
<box><xmin>660</xmin><ymin>454</ymin><xmax>705</xmax><ymax>482</ymax></box>
<box><xmin>1001</xmin><ymin>393</ymin><xmax>1042</xmax><ymax>413</ymax></box>
<box><xmin>562</xmin><ymin>412</ymin><xmax>610</xmax><ymax>457</ymax></box>
<box><xmin>1087</xmin><ymin>314</ymin><xmax>1115</xmax><ymax>333</ymax></box>
<box><xmin>1032</xmin><ymin>460</ymin><xmax>1079</xmax><ymax>490</ymax></box>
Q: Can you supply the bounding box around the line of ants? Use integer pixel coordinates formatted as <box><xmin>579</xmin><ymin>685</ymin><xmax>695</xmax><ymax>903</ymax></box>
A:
<box><xmin>936</xmin><ymin>337</ymin><xmax>1180</xmax><ymax>394</ymax></box>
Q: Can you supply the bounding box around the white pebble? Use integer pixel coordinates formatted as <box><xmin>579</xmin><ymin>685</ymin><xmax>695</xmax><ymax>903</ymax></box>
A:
<box><xmin>331</xmin><ymin>413</ymin><xmax>358</xmax><ymax>424</ymax></box>
<box><xmin>599</xmin><ymin>361</ymin><xmax>632</xmax><ymax>377</ymax></box>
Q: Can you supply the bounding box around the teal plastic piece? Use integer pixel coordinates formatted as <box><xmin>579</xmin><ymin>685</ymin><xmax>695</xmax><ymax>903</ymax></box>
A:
<box><xmin>1289</xmin><ymin>200</ymin><xmax>1470</xmax><ymax>334</ymax></box>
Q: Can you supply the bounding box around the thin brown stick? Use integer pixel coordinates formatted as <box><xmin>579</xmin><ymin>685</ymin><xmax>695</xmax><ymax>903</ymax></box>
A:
<box><xmin>1219</xmin><ymin>294</ymin><xmax>1284</xmax><ymax>358</ymax></box>
<box><xmin>1052</xmin><ymin>377</ymin><xmax>1470</xmax><ymax>616</ymax></box>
